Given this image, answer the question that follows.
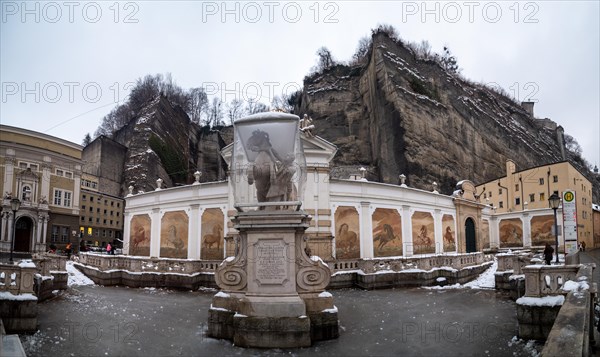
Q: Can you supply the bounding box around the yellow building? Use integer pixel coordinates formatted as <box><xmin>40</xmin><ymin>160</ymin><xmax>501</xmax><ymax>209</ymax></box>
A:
<box><xmin>0</xmin><ymin>125</ymin><xmax>83</xmax><ymax>253</ymax></box>
<box><xmin>476</xmin><ymin>160</ymin><xmax>594</xmax><ymax>248</ymax></box>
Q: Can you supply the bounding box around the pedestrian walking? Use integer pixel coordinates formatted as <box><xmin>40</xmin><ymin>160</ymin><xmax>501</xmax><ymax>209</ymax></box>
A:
<box><xmin>543</xmin><ymin>243</ymin><xmax>554</xmax><ymax>265</ymax></box>
<box><xmin>106</xmin><ymin>243</ymin><xmax>112</xmax><ymax>255</ymax></box>
<box><xmin>65</xmin><ymin>243</ymin><xmax>72</xmax><ymax>259</ymax></box>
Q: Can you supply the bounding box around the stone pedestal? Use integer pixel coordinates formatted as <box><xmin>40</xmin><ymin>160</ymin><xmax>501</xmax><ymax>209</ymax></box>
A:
<box><xmin>207</xmin><ymin>210</ymin><xmax>339</xmax><ymax>348</ymax></box>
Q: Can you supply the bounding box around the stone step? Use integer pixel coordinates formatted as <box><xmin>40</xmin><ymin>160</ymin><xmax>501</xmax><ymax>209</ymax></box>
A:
<box><xmin>1</xmin><ymin>335</ymin><xmax>27</xmax><ymax>357</ymax></box>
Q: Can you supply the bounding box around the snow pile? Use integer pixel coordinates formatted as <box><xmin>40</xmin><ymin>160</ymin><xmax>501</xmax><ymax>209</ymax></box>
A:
<box><xmin>66</xmin><ymin>261</ymin><xmax>95</xmax><ymax>286</ymax></box>
<box><xmin>562</xmin><ymin>280</ymin><xmax>590</xmax><ymax>292</ymax></box>
<box><xmin>0</xmin><ymin>291</ymin><xmax>38</xmax><ymax>301</ymax></box>
<box><xmin>516</xmin><ymin>295</ymin><xmax>565</xmax><ymax>307</ymax></box>
<box><xmin>508</xmin><ymin>336</ymin><xmax>541</xmax><ymax>357</ymax></box>
<box><xmin>319</xmin><ymin>291</ymin><xmax>332</xmax><ymax>298</ymax></box>
<box><xmin>17</xmin><ymin>259</ymin><xmax>37</xmax><ymax>268</ymax></box>
<box><xmin>423</xmin><ymin>259</ymin><xmax>496</xmax><ymax>290</ymax></box>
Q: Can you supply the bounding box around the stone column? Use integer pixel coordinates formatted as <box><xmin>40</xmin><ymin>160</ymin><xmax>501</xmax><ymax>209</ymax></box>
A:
<box><xmin>402</xmin><ymin>206</ymin><xmax>413</xmax><ymax>257</ymax></box>
<box><xmin>434</xmin><ymin>209</ymin><xmax>443</xmax><ymax>254</ymax></box>
<box><xmin>489</xmin><ymin>216</ymin><xmax>499</xmax><ymax>249</ymax></box>
<box><xmin>522</xmin><ymin>213</ymin><xmax>532</xmax><ymax>248</ymax></box>
<box><xmin>150</xmin><ymin>208</ymin><xmax>161</xmax><ymax>258</ymax></box>
<box><xmin>3</xmin><ymin>154</ymin><xmax>15</xmax><ymax>195</ymax></box>
<box><xmin>41</xmin><ymin>158</ymin><xmax>51</xmax><ymax>201</ymax></box>
<box><xmin>72</xmin><ymin>166</ymin><xmax>81</xmax><ymax>215</ymax></box>
<box><xmin>360</xmin><ymin>202</ymin><xmax>373</xmax><ymax>259</ymax></box>
<box><xmin>1</xmin><ymin>211</ymin><xmax>7</xmax><ymax>241</ymax></box>
<box><xmin>189</xmin><ymin>204</ymin><xmax>200</xmax><ymax>260</ymax></box>
<box><xmin>123</xmin><ymin>213</ymin><xmax>131</xmax><ymax>255</ymax></box>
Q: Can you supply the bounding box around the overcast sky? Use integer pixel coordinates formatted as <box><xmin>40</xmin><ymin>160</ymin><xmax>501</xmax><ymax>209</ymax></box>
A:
<box><xmin>1</xmin><ymin>1</ymin><xmax>599</xmax><ymax>167</ymax></box>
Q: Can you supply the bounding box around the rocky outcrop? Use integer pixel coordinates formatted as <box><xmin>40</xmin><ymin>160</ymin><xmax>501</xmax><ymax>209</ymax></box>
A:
<box><xmin>297</xmin><ymin>33</ymin><xmax>596</xmax><ymax>197</ymax></box>
<box><xmin>112</xmin><ymin>95</ymin><xmax>229</xmax><ymax>194</ymax></box>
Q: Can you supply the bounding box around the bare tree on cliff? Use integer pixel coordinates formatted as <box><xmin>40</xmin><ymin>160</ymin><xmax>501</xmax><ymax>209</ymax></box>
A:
<box><xmin>189</xmin><ymin>87</ymin><xmax>209</xmax><ymax>125</ymax></box>
<box><xmin>271</xmin><ymin>94</ymin><xmax>294</xmax><ymax>113</ymax></box>
<box><xmin>246</xmin><ymin>100</ymin><xmax>269</xmax><ymax>115</ymax></box>
<box><xmin>351</xmin><ymin>36</ymin><xmax>371</xmax><ymax>65</ymax></box>
<box><xmin>226</xmin><ymin>99</ymin><xmax>245</xmax><ymax>125</ymax></box>
<box><xmin>207</xmin><ymin>97</ymin><xmax>224</xmax><ymax>127</ymax></box>
<box><xmin>315</xmin><ymin>47</ymin><xmax>335</xmax><ymax>72</ymax></box>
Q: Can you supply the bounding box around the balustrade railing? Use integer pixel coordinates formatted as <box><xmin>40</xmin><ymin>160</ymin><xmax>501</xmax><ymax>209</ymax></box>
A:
<box><xmin>0</xmin><ymin>264</ymin><xmax>36</xmax><ymax>295</ymax></box>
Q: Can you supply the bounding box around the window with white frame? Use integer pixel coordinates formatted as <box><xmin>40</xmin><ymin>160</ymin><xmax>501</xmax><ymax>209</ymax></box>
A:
<box><xmin>53</xmin><ymin>189</ymin><xmax>73</xmax><ymax>208</ymax></box>
<box><xmin>18</xmin><ymin>161</ymin><xmax>38</xmax><ymax>171</ymax></box>
<box><xmin>21</xmin><ymin>185</ymin><xmax>32</xmax><ymax>201</ymax></box>
<box><xmin>51</xmin><ymin>225</ymin><xmax>60</xmax><ymax>242</ymax></box>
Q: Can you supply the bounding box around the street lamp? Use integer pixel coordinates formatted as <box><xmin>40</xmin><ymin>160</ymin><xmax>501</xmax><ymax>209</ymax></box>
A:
<box><xmin>548</xmin><ymin>193</ymin><xmax>561</xmax><ymax>264</ymax></box>
<box><xmin>9</xmin><ymin>198</ymin><xmax>21</xmax><ymax>263</ymax></box>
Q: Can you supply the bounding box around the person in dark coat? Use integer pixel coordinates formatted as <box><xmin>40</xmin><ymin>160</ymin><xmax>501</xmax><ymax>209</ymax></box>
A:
<box><xmin>543</xmin><ymin>243</ymin><xmax>554</xmax><ymax>265</ymax></box>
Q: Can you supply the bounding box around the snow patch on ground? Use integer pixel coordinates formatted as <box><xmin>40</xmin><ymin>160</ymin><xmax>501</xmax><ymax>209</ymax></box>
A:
<box><xmin>66</xmin><ymin>261</ymin><xmax>95</xmax><ymax>286</ymax></box>
<box><xmin>507</xmin><ymin>336</ymin><xmax>542</xmax><ymax>357</ymax></box>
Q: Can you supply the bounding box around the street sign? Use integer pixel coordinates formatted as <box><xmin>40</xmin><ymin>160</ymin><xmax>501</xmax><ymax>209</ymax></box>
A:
<box><xmin>562</xmin><ymin>189</ymin><xmax>578</xmax><ymax>254</ymax></box>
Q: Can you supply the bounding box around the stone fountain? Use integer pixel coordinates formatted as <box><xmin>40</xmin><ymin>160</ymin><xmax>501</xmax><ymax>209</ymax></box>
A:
<box><xmin>207</xmin><ymin>112</ymin><xmax>339</xmax><ymax>348</ymax></box>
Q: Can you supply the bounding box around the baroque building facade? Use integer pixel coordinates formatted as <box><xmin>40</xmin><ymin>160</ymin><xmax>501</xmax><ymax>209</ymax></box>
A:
<box><xmin>0</xmin><ymin>125</ymin><xmax>83</xmax><ymax>253</ymax></box>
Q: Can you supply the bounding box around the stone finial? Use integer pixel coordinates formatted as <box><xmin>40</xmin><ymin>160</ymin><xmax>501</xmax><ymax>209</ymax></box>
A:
<box><xmin>432</xmin><ymin>181</ymin><xmax>439</xmax><ymax>194</ymax></box>
<box><xmin>399</xmin><ymin>174</ymin><xmax>407</xmax><ymax>188</ymax></box>
<box><xmin>127</xmin><ymin>185</ymin><xmax>134</xmax><ymax>197</ymax></box>
<box><xmin>359</xmin><ymin>167</ymin><xmax>366</xmax><ymax>179</ymax></box>
<box><xmin>156</xmin><ymin>178</ymin><xmax>163</xmax><ymax>191</ymax></box>
<box><xmin>193</xmin><ymin>171</ymin><xmax>202</xmax><ymax>185</ymax></box>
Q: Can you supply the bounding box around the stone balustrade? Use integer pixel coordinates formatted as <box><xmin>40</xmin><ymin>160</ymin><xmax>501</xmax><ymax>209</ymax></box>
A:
<box><xmin>336</xmin><ymin>252</ymin><xmax>489</xmax><ymax>275</ymax></box>
<box><xmin>522</xmin><ymin>265</ymin><xmax>580</xmax><ymax>297</ymax></box>
<box><xmin>0</xmin><ymin>264</ymin><xmax>36</xmax><ymax>295</ymax></box>
<box><xmin>78</xmin><ymin>253</ymin><xmax>221</xmax><ymax>274</ymax></box>
<box><xmin>31</xmin><ymin>253</ymin><xmax>67</xmax><ymax>276</ymax></box>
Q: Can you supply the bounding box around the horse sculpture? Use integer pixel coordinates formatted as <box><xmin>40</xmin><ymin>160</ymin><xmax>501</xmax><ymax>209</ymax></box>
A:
<box><xmin>374</xmin><ymin>224</ymin><xmax>398</xmax><ymax>251</ymax></box>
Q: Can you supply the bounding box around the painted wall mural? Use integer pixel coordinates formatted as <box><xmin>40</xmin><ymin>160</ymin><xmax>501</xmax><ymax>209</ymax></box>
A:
<box><xmin>499</xmin><ymin>218</ymin><xmax>523</xmax><ymax>248</ymax></box>
<box><xmin>160</xmin><ymin>211</ymin><xmax>189</xmax><ymax>259</ymax></box>
<box><xmin>412</xmin><ymin>211</ymin><xmax>435</xmax><ymax>254</ymax></box>
<box><xmin>334</xmin><ymin>206</ymin><xmax>360</xmax><ymax>259</ymax></box>
<box><xmin>531</xmin><ymin>215</ymin><xmax>556</xmax><ymax>247</ymax></box>
<box><xmin>442</xmin><ymin>214</ymin><xmax>456</xmax><ymax>252</ymax></box>
<box><xmin>480</xmin><ymin>220</ymin><xmax>490</xmax><ymax>250</ymax></box>
<box><xmin>201</xmin><ymin>208</ymin><xmax>225</xmax><ymax>260</ymax></box>
<box><xmin>372</xmin><ymin>208</ymin><xmax>402</xmax><ymax>257</ymax></box>
<box><xmin>129</xmin><ymin>214</ymin><xmax>151</xmax><ymax>256</ymax></box>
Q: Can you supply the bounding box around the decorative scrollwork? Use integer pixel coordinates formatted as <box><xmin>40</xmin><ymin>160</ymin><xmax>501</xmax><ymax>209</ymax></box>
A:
<box><xmin>297</xmin><ymin>265</ymin><xmax>329</xmax><ymax>291</ymax></box>
<box><xmin>216</xmin><ymin>266</ymin><xmax>247</xmax><ymax>291</ymax></box>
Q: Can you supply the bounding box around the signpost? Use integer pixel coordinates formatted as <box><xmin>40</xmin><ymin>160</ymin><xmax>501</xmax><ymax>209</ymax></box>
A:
<box><xmin>562</xmin><ymin>190</ymin><xmax>578</xmax><ymax>255</ymax></box>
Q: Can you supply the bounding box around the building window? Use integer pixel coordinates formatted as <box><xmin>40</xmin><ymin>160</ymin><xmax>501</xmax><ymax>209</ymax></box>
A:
<box><xmin>104</xmin><ymin>209</ymin><xmax>107</xmax><ymax>215</ymax></box>
<box><xmin>88</xmin><ymin>217</ymin><xmax>92</xmax><ymax>222</ymax></box>
<box><xmin>52</xmin><ymin>189</ymin><xmax>72</xmax><ymax>207</ymax></box>
<box><xmin>539</xmin><ymin>178</ymin><xmax>544</xmax><ymax>185</ymax></box>
<box><xmin>102</xmin><ymin>230</ymin><xmax>106</xmax><ymax>237</ymax></box>
<box><xmin>82</xmin><ymin>205</ymin><xmax>86</xmax><ymax>209</ymax></box>
<box><xmin>529</xmin><ymin>193</ymin><xmax>535</xmax><ymax>202</ymax></box>
<box><xmin>117</xmin><ymin>203</ymin><xmax>120</xmax><ymax>208</ymax></box>
<box><xmin>515</xmin><ymin>184</ymin><xmax>519</xmax><ymax>191</ymax></box>
<box><xmin>540</xmin><ymin>193</ymin><xmax>545</xmax><ymax>201</ymax></box>
<box><xmin>82</xmin><ymin>194</ymin><xmax>87</xmax><ymax>201</ymax></box>
<box><xmin>553</xmin><ymin>190</ymin><xmax>559</xmax><ymax>196</ymax></box>
<box><xmin>116</xmin><ymin>212</ymin><xmax>120</xmax><ymax>217</ymax></box>
<box><xmin>553</xmin><ymin>175</ymin><xmax>558</xmax><ymax>183</ymax></box>
<box><xmin>61</xmin><ymin>226</ymin><xmax>69</xmax><ymax>243</ymax></box>
<box><xmin>96</xmin><ymin>218</ymin><xmax>100</xmax><ymax>223</ymax></box>
<box><xmin>65</xmin><ymin>172</ymin><xmax>73</xmax><ymax>179</ymax></box>
<box><xmin>21</xmin><ymin>185</ymin><xmax>32</xmax><ymax>202</ymax></box>
<box><xmin>80</xmin><ymin>216</ymin><xmax>84</xmax><ymax>221</ymax></box>
<box><xmin>498</xmin><ymin>188</ymin><xmax>502</xmax><ymax>195</ymax></box>
<box><xmin>104</xmin><ymin>200</ymin><xmax>108</xmax><ymax>205</ymax></box>
<box><xmin>111</xmin><ymin>202</ymin><xmax>114</xmax><ymax>207</ymax></box>
<box><xmin>56</xmin><ymin>169</ymin><xmax>64</xmax><ymax>176</ymax></box>
<box><xmin>51</xmin><ymin>225</ymin><xmax>60</xmax><ymax>242</ymax></box>
<box><xmin>110</xmin><ymin>211</ymin><xmax>114</xmax><ymax>216</ymax></box>
<box><xmin>96</xmin><ymin>208</ymin><xmax>100</xmax><ymax>213</ymax></box>
<box><xmin>110</xmin><ymin>220</ymin><xmax>113</xmax><ymax>225</ymax></box>
<box><xmin>489</xmin><ymin>192</ymin><xmax>492</xmax><ymax>198</ymax></box>
<box><xmin>103</xmin><ymin>219</ymin><xmax>107</xmax><ymax>224</ymax></box>
<box><xmin>499</xmin><ymin>201</ymin><xmax>504</xmax><ymax>208</ymax></box>
<box><xmin>90</xmin><ymin>197</ymin><xmax>94</xmax><ymax>202</ymax></box>
<box><xmin>516</xmin><ymin>198</ymin><xmax>521</xmax><ymax>205</ymax></box>
<box><xmin>89</xmin><ymin>207</ymin><xmax>93</xmax><ymax>212</ymax></box>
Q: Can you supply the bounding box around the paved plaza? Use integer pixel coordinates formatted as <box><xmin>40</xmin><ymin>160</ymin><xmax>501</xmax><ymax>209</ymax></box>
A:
<box><xmin>19</xmin><ymin>269</ymin><xmax>544</xmax><ymax>356</ymax></box>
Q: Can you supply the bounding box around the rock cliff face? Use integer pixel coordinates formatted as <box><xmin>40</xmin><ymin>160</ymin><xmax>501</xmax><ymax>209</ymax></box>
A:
<box><xmin>112</xmin><ymin>95</ymin><xmax>228</xmax><ymax>194</ymax></box>
<box><xmin>297</xmin><ymin>33</ymin><xmax>597</xmax><ymax>197</ymax></box>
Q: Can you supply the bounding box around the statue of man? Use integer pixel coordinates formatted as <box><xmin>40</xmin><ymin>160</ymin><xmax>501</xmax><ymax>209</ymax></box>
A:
<box><xmin>299</xmin><ymin>114</ymin><xmax>315</xmax><ymax>137</ymax></box>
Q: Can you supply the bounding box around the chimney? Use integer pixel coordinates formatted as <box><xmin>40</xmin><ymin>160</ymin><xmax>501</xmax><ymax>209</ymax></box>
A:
<box><xmin>521</xmin><ymin>101</ymin><xmax>535</xmax><ymax>118</ymax></box>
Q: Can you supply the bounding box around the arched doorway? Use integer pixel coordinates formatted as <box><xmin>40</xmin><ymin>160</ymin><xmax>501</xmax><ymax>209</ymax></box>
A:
<box><xmin>14</xmin><ymin>216</ymin><xmax>33</xmax><ymax>252</ymax></box>
<box><xmin>465</xmin><ymin>218</ymin><xmax>476</xmax><ymax>253</ymax></box>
